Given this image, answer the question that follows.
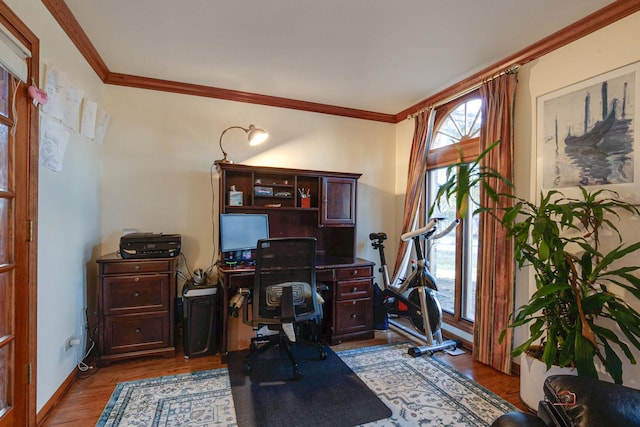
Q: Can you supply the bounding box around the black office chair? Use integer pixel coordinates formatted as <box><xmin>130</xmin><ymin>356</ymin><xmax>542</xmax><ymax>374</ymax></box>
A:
<box><xmin>242</xmin><ymin>237</ymin><xmax>327</xmax><ymax>379</ymax></box>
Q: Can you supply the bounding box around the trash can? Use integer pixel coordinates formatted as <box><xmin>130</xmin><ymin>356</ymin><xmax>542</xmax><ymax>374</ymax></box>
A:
<box><xmin>182</xmin><ymin>279</ymin><xmax>219</xmax><ymax>358</ymax></box>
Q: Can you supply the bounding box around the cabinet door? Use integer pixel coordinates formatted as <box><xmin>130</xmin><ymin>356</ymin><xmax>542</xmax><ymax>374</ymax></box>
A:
<box><xmin>321</xmin><ymin>177</ymin><xmax>356</xmax><ymax>226</ymax></box>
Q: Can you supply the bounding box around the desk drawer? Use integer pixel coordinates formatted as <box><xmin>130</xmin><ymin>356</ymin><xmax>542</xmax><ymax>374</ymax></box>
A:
<box><xmin>102</xmin><ymin>260</ymin><xmax>171</xmax><ymax>275</ymax></box>
<box><xmin>335</xmin><ymin>298</ymin><xmax>373</xmax><ymax>335</ymax></box>
<box><xmin>335</xmin><ymin>266</ymin><xmax>372</xmax><ymax>280</ymax></box>
<box><xmin>103</xmin><ymin>274</ymin><xmax>169</xmax><ymax>314</ymax></box>
<box><xmin>336</xmin><ymin>279</ymin><xmax>372</xmax><ymax>300</ymax></box>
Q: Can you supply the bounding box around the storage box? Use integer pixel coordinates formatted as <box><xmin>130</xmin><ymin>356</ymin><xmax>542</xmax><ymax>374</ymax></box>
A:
<box><xmin>229</xmin><ymin>191</ymin><xmax>243</xmax><ymax>206</ymax></box>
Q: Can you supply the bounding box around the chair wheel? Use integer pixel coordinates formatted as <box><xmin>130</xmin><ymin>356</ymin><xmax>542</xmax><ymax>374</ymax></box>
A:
<box><xmin>319</xmin><ymin>349</ymin><xmax>327</xmax><ymax>360</ymax></box>
<box><xmin>292</xmin><ymin>369</ymin><xmax>302</xmax><ymax>380</ymax></box>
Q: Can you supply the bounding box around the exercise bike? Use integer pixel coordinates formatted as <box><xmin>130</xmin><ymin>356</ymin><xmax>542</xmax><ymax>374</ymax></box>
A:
<box><xmin>369</xmin><ymin>217</ymin><xmax>459</xmax><ymax>357</ymax></box>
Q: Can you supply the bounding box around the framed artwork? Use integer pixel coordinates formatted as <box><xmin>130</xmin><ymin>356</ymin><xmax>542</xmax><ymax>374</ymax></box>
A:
<box><xmin>537</xmin><ymin>61</ymin><xmax>639</xmax><ymax>198</ymax></box>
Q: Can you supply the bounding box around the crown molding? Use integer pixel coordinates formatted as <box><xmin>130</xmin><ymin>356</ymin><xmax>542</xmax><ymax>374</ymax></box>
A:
<box><xmin>105</xmin><ymin>72</ymin><xmax>397</xmax><ymax>122</ymax></box>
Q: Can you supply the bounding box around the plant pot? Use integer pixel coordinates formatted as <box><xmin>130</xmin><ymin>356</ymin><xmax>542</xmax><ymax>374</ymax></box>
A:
<box><xmin>519</xmin><ymin>352</ymin><xmax>577</xmax><ymax>410</ymax></box>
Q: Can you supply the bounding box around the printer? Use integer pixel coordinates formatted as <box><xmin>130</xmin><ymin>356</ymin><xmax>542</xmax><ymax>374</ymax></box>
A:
<box><xmin>119</xmin><ymin>232</ymin><xmax>181</xmax><ymax>259</ymax></box>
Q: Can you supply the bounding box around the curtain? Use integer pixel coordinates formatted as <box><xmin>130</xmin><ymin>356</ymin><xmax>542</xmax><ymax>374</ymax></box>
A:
<box><xmin>473</xmin><ymin>72</ymin><xmax>517</xmax><ymax>374</ymax></box>
<box><xmin>391</xmin><ymin>108</ymin><xmax>436</xmax><ymax>285</ymax></box>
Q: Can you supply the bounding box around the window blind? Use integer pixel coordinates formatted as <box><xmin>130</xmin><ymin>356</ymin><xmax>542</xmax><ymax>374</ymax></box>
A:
<box><xmin>0</xmin><ymin>22</ymin><xmax>30</xmax><ymax>82</ymax></box>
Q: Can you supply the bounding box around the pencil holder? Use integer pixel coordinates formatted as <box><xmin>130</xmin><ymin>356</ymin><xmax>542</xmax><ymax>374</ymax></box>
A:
<box><xmin>301</xmin><ymin>197</ymin><xmax>311</xmax><ymax>208</ymax></box>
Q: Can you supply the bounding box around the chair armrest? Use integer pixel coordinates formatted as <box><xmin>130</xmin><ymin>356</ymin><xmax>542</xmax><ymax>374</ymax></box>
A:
<box><xmin>542</xmin><ymin>375</ymin><xmax>640</xmax><ymax>427</ymax></box>
<box><xmin>280</xmin><ymin>285</ymin><xmax>295</xmax><ymax>323</ymax></box>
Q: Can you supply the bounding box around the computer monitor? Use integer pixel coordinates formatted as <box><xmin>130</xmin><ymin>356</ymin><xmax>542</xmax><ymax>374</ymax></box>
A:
<box><xmin>219</xmin><ymin>213</ymin><xmax>269</xmax><ymax>264</ymax></box>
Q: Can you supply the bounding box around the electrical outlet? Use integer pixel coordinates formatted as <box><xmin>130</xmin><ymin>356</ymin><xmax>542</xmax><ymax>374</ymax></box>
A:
<box><xmin>65</xmin><ymin>336</ymin><xmax>81</xmax><ymax>350</ymax></box>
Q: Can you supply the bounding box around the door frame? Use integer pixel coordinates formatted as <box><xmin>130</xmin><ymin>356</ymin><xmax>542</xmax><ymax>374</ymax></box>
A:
<box><xmin>0</xmin><ymin>4</ymin><xmax>39</xmax><ymax>426</ymax></box>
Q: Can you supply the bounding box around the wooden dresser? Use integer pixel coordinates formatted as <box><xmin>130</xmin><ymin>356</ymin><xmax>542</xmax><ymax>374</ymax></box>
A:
<box><xmin>96</xmin><ymin>253</ymin><xmax>176</xmax><ymax>366</ymax></box>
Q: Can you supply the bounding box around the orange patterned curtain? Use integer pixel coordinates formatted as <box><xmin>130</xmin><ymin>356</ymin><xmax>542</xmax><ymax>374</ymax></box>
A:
<box><xmin>474</xmin><ymin>72</ymin><xmax>517</xmax><ymax>374</ymax></box>
<box><xmin>391</xmin><ymin>108</ymin><xmax>436</xmax><ymax>284</ymax></box>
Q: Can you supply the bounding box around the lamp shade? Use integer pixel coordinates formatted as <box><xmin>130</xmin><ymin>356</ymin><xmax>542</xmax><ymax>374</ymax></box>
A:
<box><xmin>215</xmin><ymin>124</ymin><xmax>268</xmax><ymax>165</ymax></box>
<box><xmin>247</xmin><ymin>125</ymin><xmax>268</xmax><ymax>146</ymax></box>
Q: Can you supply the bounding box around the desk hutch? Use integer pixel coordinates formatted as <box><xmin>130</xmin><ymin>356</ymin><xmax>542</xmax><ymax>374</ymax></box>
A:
<box><xmin>217</xmin><ymin>163</ymin><xmax>375</xmax><ymax>355</ymax></box>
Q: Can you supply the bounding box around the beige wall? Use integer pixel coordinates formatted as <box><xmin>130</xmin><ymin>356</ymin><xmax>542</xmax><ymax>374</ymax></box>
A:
<box><xmin>101</xmin><ymin>87</ymin><xmax>397</xmax><ymax>286</ymax></box>
<box><xmin>6</xmin><ymin>0</ymin><xmax>105</xmax><ymax>412</ymax></box>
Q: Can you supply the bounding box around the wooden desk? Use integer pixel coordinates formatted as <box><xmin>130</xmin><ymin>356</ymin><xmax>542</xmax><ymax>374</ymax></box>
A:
<box><xmin>217</xmin><ymin>257</ymin><xmax>375</xmax><ymax>356</ymax></box>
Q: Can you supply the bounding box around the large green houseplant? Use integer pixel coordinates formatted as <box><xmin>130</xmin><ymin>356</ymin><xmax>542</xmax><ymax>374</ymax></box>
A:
<box><xmin>434</xmin><ymin>141</ymin><xmax>640</xmax><ymax>385</ymax></box>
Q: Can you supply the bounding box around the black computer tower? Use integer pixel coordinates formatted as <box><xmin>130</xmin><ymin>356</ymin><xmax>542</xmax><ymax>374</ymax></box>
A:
<box><xmin>182</xmin><ymin>280</ymin><xmax>219</xmax><ymax>358</ymax></box>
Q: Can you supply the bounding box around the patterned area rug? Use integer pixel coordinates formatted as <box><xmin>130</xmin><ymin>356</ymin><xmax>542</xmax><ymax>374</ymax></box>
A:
<box><xmin>97</xmin><ymin>343</ymin><xmax>517</xmax><ymax>427</ymax></box>
<box><xmin>340</xmin><ymin>343</ymin><xmax>518</xmax><ymax>426</ymax></box>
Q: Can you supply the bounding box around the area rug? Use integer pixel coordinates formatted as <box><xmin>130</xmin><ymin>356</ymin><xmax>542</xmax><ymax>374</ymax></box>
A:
<box><xmin>96</xmin><ymin>368</ymin><xmax>236</xmax><ymax>426</ymax></box>
<box><xmin>226</xmin><ymin>344</ymin><xmax>392</xmax><ymax>427</ymax></box>
<box><xmin>340</xmin><ymin>343</ymin><xmax>518</xmax><ymax>426</ymax></box>
<box><xmin>97</xmin><ymin>342</ymin><xmax>518</xmax><ymax>427</ymax></box>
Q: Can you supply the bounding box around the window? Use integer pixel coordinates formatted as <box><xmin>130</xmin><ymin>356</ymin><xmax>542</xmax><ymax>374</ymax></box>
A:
<box><xmin>426</xmin><ymin>94</ymin><xmax>481</xmax><ymax>333</ymax></box>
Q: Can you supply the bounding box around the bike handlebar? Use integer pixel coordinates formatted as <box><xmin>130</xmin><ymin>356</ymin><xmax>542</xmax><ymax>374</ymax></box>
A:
<box><xmin>434</xmin><ymin>218</ymin><xmax>460</xmax><ymax>239</ymax></box>
<box><xmin>400</xmin><ymin>218</ymin><xmax>459</xmax><ymax>241</ymax></box>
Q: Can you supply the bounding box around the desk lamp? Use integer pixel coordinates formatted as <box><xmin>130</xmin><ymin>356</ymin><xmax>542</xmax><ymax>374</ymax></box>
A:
<box><xmin>214</xmin><ymin>124</ymin><xmax>268</xmax><ymax>165</ymax></box>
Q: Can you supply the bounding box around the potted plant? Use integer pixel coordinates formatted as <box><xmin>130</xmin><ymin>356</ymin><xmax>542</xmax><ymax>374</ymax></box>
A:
<box><xmin>434</xmin><ymin>141</ymin><xmax>640</xmax><ymax>387</ymax></box>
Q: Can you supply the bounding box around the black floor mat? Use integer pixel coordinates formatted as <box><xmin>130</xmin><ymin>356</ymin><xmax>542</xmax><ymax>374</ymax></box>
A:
<box><xmin>227</xmin><ymin>344</ymin><xmax>392</xmax><ymax>427</ymax></box>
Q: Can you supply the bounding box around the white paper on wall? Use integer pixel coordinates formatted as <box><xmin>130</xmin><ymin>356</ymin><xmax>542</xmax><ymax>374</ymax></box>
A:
<box><xmin>80</xmin><ymin>99</ymin><xmax>97</xmax><ymax>139</ymax></box>
<box><xmin>40</xmin><ymin>114</ymin><xmax>70</xmax><ymax>172</ymax></box>
<box><xmin>63</xmin><ymin>84</ymin><xmax>84</xmax><ymax>130</ymax></box>
<box><xmin>94</xmin><ymin>109</ymin><xmax>111</xmax><ymax>145</ymax></box>
<box><xmin>42</xmin><ymin>66</ymin><xmax>66</xmax><ymax>120</ymax></box>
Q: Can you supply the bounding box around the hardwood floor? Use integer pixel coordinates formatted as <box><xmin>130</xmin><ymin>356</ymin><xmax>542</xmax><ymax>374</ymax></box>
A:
<box><xmin>40</xmin><ymin>329</ymin><xmax>528</xmax><ymax>426</ymax></box>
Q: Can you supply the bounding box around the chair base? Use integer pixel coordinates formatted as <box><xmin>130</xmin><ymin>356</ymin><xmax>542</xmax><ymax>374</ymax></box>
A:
<box><xmin>245</xmin><ymin>322</ymin><xmax>327</xmax><ymax>380</ymax></box>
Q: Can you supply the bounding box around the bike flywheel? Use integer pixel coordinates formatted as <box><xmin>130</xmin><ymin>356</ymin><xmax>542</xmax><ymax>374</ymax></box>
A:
<box><xmin>406</xmin><ymin>287</ymin><xmax>442</xmax><ymax>335</ymax></box>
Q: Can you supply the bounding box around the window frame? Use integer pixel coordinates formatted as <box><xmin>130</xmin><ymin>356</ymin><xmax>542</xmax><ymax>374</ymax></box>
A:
<box><xmin>426</xmin><ymin>90</ymin><xmax>481</xmax><ymax>334</ymax></box>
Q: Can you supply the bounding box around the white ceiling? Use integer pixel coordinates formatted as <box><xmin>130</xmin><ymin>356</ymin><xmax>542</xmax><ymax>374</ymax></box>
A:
<box><xmin>64</xmin><ymin>0</ymin><xmax>615</xmax><ymax>115</ymax></box>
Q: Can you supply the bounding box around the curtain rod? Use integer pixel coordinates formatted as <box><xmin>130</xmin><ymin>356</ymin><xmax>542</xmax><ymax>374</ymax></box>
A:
<box><xmin>407</xmin><ymin>64</ymin><xmax>520</xmax><ymax>120</ymax></box>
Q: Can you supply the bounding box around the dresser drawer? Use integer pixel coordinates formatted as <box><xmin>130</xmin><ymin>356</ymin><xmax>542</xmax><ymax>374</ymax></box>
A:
<box><xmin>335</xmin><ymin>266</ymin><xmax>372</xmax><ymax>280</ymax></box>
<box><xmin>103</xmin><ymin>313</ymin><xmax>170</xmax><ymax>354</ymax></box>
<box><xmin>336</xmin><ymin>278</ymin><xmax>372</xmax><ymax>300</ymax></box>
<box><xmin>335</xmin><ymin>298</ymin><xmax>373</xmax><ymax>335</ymax></box>
<box><xmin>101</xmin><ymin>259</ymin><xmax>171</xmax><ymax>275</ymax></box>
<box><xmin>103</xmin><ymin>274</ymin><xmax>169</xmax><ymax>314</ymax></box>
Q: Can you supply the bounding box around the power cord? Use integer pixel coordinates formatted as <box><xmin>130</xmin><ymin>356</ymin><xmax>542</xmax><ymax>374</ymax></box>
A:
<box><xmin>77</xmin><ymin>308</ymin><xmax>99</xmax><ymax>378</ymax></box>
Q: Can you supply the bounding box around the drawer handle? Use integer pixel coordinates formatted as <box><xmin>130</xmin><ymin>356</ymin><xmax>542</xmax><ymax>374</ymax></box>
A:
<box><xmin>352</xmin><ymin>270</ymin><xmax>358</xmax><ymax>276</ymax></box>
<box><xmin>134</xmin><ymin>277</ymin><xmax>140</xmax><ymax>282</ymax></box>
<box><xmin>135</xmin><ymin>328</ymin><xmax>141</xmax><ymax>333</ymax></box>
<box><xmin>350</xmin><ymin>313</ymin><xmax>357</xmax><ymax>319</ymax></box>
<box><xmin>352</xmin><ymin>287</ymin><xmax>358</xmax><ymax>293</ymax></box>
<box><xmin>134</xmin><ymin>291</ymin><xmax>141</xmax><ymax>297</ymax></box>
<box><xmin>352</xmin><ymin>300</ymin><xmax>356</xmax><ymax>305</ymax></box>
<box><xmin>134</xmin><ymin>265</ymin><xmax>141</xmax><ymax>270</ymax></box>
